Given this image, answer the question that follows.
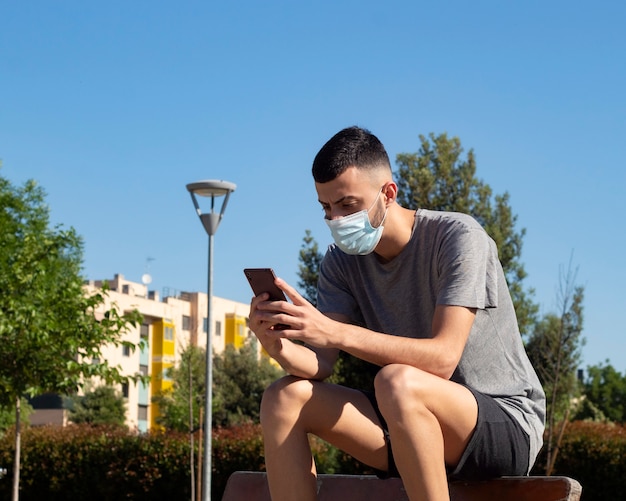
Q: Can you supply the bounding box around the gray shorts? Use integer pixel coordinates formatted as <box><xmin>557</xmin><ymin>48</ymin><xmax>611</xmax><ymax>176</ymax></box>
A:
<box><xmin>362</xmin><ymin>386</ymin><xmax>530</xmax><ymax>480</ymax></box>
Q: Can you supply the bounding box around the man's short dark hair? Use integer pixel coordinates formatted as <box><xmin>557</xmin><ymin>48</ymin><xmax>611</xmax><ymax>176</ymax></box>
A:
<box><xmin>312</xmin><ymin>126</ymin><xmax>392</xmax><ymax>183</ymax></box>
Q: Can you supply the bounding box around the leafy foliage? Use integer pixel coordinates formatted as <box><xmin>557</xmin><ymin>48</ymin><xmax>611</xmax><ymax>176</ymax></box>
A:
<box><xmin>0</xmin><ymin>172</ymin><xmax>145</xmax><ymax>499</ymax></box>
<box><xmin>297</xmin><ymin>230</ymin><xmax>324</xmax><ymax>306</ymax></box>
<box><xmin>212</xmin><ymin>423</ymin><xmax>266</xmax><ymax>497</ymax></box>
<box><xmin>581</xmin><ymin>361</ymin><xmax>626</xmax><ymax>423</ymax></box>
<box><xmin>1</xmin><ymin>420</ymin><xmax>624</xmax><ymax>501</ymax></box>
<box><xmin>0</xmin><ymin>423</ymin><xmax>271</xmax><ymax>501</ymax></box>
<box><xmin>0</xmin><ymin>175</ymin><xmax>144</xmax><ymax>404</ymax></box>
<box><xmin>153</xmin><ymin>341</ymin><xmax>283</xmax><ymax>430</ymax></box>
<box><xmin>395</xmin><ymin>132</ymin><xmax>537</xmax><ymax>335</ymax></box>
<box><xmin>68</xmin><ymin>385</ymin><xmax>127</xmax><ymax>426</ymax></box>
<box><xmin>213</xmin><ymin>342</ymin><xmax>284</xmax><ymax>426</ymax></box>
<box><xmin>152</xmin><ymin>344</ymin><xmax>205</xmax><ymax>432</ymax></box>
<box><xmin>0</xmin><ymin>400</ymin><xmax>32</xmax><ymax>436</ymax></box>
<box><xmin>532</xmin><ymin>420</ymin><xmax>626</xmax><ymax>501</ymax></box>
<box><xmin>0</xmin><ymin>425</ymin><xmax>191</xmax><ymax>500</ymax></box>
<box><xmin>525</xmin><ymin>260</ymin><xmax>585</xmax><ymax>474</ymax></box>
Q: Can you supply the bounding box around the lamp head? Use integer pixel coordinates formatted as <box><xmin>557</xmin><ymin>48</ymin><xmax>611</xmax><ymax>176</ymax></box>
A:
<box><xmin>186</xmin><ymin>179</ymin><xmax>236</xmax><ymax>236</ymax></box>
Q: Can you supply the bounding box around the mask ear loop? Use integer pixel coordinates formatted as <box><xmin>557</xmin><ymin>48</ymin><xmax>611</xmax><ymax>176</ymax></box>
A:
<box><xmin>372</xmin><ymin>185</ymin><xmax>389</xmax><ymax>229</ymax></box>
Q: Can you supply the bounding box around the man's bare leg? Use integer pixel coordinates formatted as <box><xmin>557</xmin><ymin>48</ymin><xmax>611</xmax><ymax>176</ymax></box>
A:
<box><xmin>375</xmin><ymin>364</ymin><xmax>479</xmax><ymax>501</ymax></box>
<box><xmin>260</xmin><ymin>375</ymin><xmax>389</xmax><ymax>501</ymax></box>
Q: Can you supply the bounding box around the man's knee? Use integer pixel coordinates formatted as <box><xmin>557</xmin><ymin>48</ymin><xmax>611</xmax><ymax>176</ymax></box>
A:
<box><xmin>260</xmin><ymin>375</ymin><xmax>313</xmax><ymax>426</ymax></box>
<box><xmin>374</xmin><ymin>364</ymin><xmax>431</xmax><ymax>418</ymax></box>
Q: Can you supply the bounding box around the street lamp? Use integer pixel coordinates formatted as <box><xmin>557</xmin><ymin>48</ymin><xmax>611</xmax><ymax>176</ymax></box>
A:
<box><xmin>186</xmin><ymin>179</ymin><xmax>236</xmax><ymax>501</ymax></box>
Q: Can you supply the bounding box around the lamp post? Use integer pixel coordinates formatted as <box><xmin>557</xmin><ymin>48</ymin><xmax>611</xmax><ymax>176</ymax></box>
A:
<box><xmin>186</xmin><ymin>179</ymin><xmax>236</xmax><ymax>501</ymax></box>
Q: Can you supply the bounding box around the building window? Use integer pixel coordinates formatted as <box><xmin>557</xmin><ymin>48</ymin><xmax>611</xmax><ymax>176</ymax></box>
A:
<box><xmin>138</xmin><ymin>405</ymin><xmax>148</xmax><ymax>421</ymax></box>
<box><xmin>140</xmin><ymin>364</ymin><xmax>149</xmax><ymax>377</ymax></box>
<box><xmin>122</xmin><ymin>345</ymin><xmax>131</xmax><ymax>357</ymax></box>
<box><xmin>215</xmin><ymin>320</ymin><xmax>222</xmax><ymax>337</ymax></box>
<box><xmin>121</xmin><ymin>383</ymin><xmax>129</xmax><ymax>399</ymax></box>
<box><xmin>182</xmin><ymin>315</ymin><xmax>191</xmax><ymax>331</ymax></box>
<box><xmin>165</xmin><ymin>326</ymin><xmax>174</xmax><ymax>340</ymax></box>
<box><xmin>203</xmin><ymin>317</ymin><xmax>208</xmax><ymax>333</ymax></box>
<box><xmin>122</xmin><ymin>284</ymin><xmax>129</xmax><ymax>294</ymax></box>
<box><xmin>140</xmin><ymin>323</ymin><xmax>149</xmax><ymax>338</ymax></box>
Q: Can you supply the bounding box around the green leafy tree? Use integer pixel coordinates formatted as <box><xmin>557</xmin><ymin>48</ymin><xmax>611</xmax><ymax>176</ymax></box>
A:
<box><xmin>0</xmin><ymin>173</ymin><xmax>144</xmax><ymax>501</ymax></box>
<box><xmin>68</xmin><ymin>385</ymin><xmax>126</xmax><ymax>426</ymax></box>
<box><xmin>0</xmin><ymin>400</ymin><xmax>32</xmax><ymax>437</ymax></box>
<box><xmin>525</xmin><ymin>259</ymin><xmax>585</xmax><ymax>475</ymax></box>
<box><xmin>152</xmin><ymin>344</ymin><xmax>206</xmax><ymax>432</ymax></box>
<box><xmin>154</xmin><ymin>341</ymin><xmax>284</xmax><ymax>430</ymax></box>
<box><xmin>581</xmin><ymin>361</ymin><xmax>626</xmax><ymax>423</ymax></box>
<box><xmin>298</xmin><ymin>230</ymin><xmax>324</xmax><ymax>306</ymax></box>
<box><xmin>395</xmin><ymin>132</ymin><xmax>537</xmax><ymax>335</ymax></box>
<box><xmin>213</xmin><ymin>342</ymin><xmax>284</xmax><ymax>427</ymax></box>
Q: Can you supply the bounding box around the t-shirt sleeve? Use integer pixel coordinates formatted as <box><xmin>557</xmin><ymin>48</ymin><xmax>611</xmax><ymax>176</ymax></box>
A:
<box><xmin>316</xmin><ymin>247</ymin><xmax>365</xmax><ymax>325</ymax></box>
<box><xmin>436</xmin><ymin>223</ymin><xmax>500</xmax><ymax>310</ymax></box>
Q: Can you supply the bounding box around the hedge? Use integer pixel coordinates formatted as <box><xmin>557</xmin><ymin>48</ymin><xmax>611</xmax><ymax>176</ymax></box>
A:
<box><xmin>0</xmin><ymin>423</ymin><xmax>264</xmax><ymax>501</ymax></box>
<box><xmin>1</xmin><ymin>420</ymin><xmax>624</xmax><ymax>500</ymax></box>
<box><xmin>533</xmin><ymin>420</ymin><xmax>626</xmax><ymax>501</ymax></box>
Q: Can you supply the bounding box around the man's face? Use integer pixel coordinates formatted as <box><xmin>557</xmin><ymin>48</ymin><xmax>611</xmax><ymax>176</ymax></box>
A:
<box><xmin>315</xmin><ymin>166</ymin><xmax>386</xmax><ymax>226</ymax></box>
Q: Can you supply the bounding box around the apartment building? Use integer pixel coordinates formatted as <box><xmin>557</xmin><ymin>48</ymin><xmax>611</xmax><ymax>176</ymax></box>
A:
<box><xmin>30</xmin><ymin>273</ymin><xmax>255</xmax><ymax>432</ymax></box>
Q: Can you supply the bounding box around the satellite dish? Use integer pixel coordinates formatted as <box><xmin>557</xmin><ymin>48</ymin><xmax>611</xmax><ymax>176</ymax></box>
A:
<box><xmin>141</xmin><ymin>273</ymin><xmax>152</xmax><ymax>285</ymax></box>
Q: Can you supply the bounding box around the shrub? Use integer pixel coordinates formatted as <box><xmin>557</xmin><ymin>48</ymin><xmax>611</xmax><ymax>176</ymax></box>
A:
<box><xmin>533</xmin><ymin>420</ymin><xmax>626</xmax><ymax>501</ymax></box>
<box><xmin>0</xmin><ymin>424</ymin><xmax>190</xmax><ymax>500</ymax></box>
<box><xmin>212</xmin><ymin>422</ymin><xmax>265</xmax><ymax>497</ymax></box>
<box><xmin>5</xmin><ymin>420</ymin><xmax>622</xmax><ymax>500</ymax></box>
<box><xmin>0</xmin><ymin>423</ymin><xmax>266</xmax><ymax>501</ymax></box>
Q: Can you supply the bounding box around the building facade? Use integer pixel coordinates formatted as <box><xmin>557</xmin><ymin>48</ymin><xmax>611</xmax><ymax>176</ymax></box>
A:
<box><xmin>31</xmin><ymin>273</ymin><xmax>256</xmax><ymax>431</ymax></box>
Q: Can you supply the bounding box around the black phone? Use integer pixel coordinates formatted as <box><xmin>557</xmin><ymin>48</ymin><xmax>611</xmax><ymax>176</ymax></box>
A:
<box><xmin>243</xmin><ymin>268</ymin><xmax>287</xmax><ymax>302</ymax></box>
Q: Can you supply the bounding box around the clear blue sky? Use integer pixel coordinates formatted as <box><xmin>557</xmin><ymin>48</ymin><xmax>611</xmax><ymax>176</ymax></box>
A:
<box><xmin>2</xmin><ymin>1</ymin><xmax>625</xmax><ymax>371</ymax></box>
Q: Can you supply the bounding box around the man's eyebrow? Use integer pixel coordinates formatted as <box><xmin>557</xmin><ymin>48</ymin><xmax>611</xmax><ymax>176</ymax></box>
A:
<box><xmin>318</xmin><ymin>195</ymin><xmax>359</xmax><ymax>206</ymax></box>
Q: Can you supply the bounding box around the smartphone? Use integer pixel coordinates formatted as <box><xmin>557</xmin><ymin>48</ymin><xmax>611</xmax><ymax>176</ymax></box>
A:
<box><xmin>243</xmin><ymin>268</ymin><xmax>287</xmax><ymax>302</ymax></box>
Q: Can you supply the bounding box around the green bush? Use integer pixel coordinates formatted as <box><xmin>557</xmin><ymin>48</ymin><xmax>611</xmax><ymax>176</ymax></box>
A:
<box><xmin>534</xmin><ymin>420</ymin><xmax>626</xmax><ymax>501</ymax></box>
<box><xmin>3</xmin><ymin>420</ymin><xmax>622</xmax><ymax>500</ymax></box>
<box><xmin>212</xmin><ymin>422</ymin><xmax>265</xmax><ymax>497</ymax></box>
<box><xmin>0</xmin><ymin>425</ymin><xmax>190</xmax><ymax>500</ymax></box>
<box><xmin>0</xmin><ymin>423</ymin><xmax>266</xmax><ymax>501</ymax></box>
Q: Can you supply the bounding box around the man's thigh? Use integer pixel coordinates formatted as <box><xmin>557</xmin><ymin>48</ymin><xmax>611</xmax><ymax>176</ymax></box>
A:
<box><xmin>375</xmin><ymin>364</ymin><xmax>479</xmax><ymax>467</ymax></box>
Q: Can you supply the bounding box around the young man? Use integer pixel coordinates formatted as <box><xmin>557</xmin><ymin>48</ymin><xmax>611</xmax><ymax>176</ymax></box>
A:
<box><xmin>249</xmin><ymin>126</ymin><xmax>545</xmax><ymax>501</ymax></box>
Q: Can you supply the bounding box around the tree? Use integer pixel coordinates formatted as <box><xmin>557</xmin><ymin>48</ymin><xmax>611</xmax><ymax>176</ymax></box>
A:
<box><xmin>152</xmin><ymin>344</ymin><xmax>206</xmax><ymax>432</ymax></box>
<box><xmin>0</xmin><ymin>400</ymin><xmax>32</xmax><ymax>437</ymax></box>
<box><xmin>154</xmin><ymin>341</ymin><xmax>284</xmax><ymax>430</ymax></box>
<box><xmin>525</xmin><ymin>258</ymin><xmax>585</xmax><ymax>475</ymax></box>
<box><xmin>0</xmin><ymin>173</ymin><xmax>144</xmax><ymax>501</ymax></box>
<box><xmin>581</xmin><ymin>361</ymin><xmax>626</xmax><ymax>423</ymax></box>
<box><xmin>298</xmin><ymin>230</ymin><xmax>324</xmax><ymax>306</ymax></box>
<box><xmin>213</xmin><ymin>342</ymin><xmax>284</xmax><ymax>427</ymax></box>
<box><xmin>395</xmin><ymin>132</ymin><xmax>537</xmax><ymax>335</ymax></box>
<box><xmin>68</xmin><ymin>385</ymin><xmax>127</xmax><ymax>426</ymax></box>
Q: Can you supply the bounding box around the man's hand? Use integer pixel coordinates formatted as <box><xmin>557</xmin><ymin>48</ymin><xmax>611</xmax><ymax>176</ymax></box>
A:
<box><xmin>249</xmin><ymin>277</ymin><xmax>342</xmax><ymax>349</ymax></box>
<box><xmin>249</xmin><ymin>291</ymin><xmax>287</xmax><ymax>358</ymax></box>
<box><xmin>248</xmin><ymin>277</ymin><xmax>340</xmax><ymax>379</ymax></box>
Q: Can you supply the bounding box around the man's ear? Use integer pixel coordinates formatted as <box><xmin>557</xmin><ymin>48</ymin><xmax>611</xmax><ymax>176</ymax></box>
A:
<box><xmin>383</xmin><ymin>182</ymin><xmax>398</xmax><ymax>205</ymax></box>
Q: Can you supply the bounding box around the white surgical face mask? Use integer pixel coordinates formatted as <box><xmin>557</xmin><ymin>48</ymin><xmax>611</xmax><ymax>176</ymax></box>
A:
<box><xmin>325</xmin><ymin>188</ymin><xmax>387</xmax><ymax>255</ymax></box>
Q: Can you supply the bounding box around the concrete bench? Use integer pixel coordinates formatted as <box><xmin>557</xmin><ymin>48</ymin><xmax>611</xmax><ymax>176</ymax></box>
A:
<box><xmin>221</xmin><ymin>471</ymin><xmax>582</xmax><ymax>500</ymax></box>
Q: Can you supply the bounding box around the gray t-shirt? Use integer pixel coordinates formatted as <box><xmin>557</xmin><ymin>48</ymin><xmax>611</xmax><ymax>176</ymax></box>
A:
<box><xmin>317</xmin><ymin>209</ymin><xmax>546</xmax><ymax>470</ymax></box>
